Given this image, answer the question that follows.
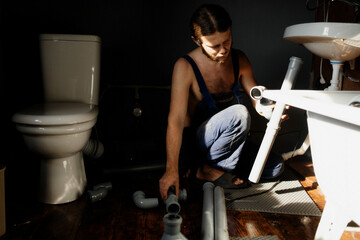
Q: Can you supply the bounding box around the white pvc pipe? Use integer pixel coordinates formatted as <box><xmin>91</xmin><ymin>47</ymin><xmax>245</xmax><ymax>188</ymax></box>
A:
<box><xmin>282</xmin><ymin>134</ymin><xmax>310</xmax><ymax>161</ymax></box>
<box><xmin>201</xmin><ymin>182</ymin><xmax>215</xmax><ymax>240</ymax></box>
<box><xmin>201</xmin><ymin>183</ymin><xmax>230</xmax><ymax>240</ymax></box>
<box><xmin>326</xmin><ymin>61</ymin><xmax>344</xmax><ymax>91</ymax></box>
<box><xmin>250</xmin><ymin>85</ymin><xmax>266</xmax><ymax>100</ymax></box>
<box><xmin>248</xmin><ymin>56</ymin><xmax>303</xmax><ymax>183</ymax></box>
<box><xmin>214</xmin><ymin>186</ymin><xmax>229</xmax><ymax>240</ymax></box>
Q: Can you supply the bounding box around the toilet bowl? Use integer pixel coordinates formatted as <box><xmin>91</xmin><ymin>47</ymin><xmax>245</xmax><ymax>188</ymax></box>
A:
<box><xmin>12</xmin><ymin>34</ymin><xmax>101</xmax><ymax>204</ymax></box>
<box><xmin>13</xmin><ymin>103</ymin><xmax>98</xmax><ymax>204</ymax></box>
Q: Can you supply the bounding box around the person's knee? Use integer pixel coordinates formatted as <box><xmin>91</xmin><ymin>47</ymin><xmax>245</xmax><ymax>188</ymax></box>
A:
<box><xmin>226</xmin><ymin>105</ymin><xmax>251</xmax><ymax>132</ymax></box>
<box><xmin>195</xmin><ymin>104</ymin><xmax>250</xmax><ymax>154</ymax></box>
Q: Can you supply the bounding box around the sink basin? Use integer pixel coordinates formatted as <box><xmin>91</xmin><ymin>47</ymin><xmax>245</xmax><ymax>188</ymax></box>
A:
<box><xmin>283</xmin><ymin>22</ymin><xmax>360</xmax><ymax>62</ymax></box>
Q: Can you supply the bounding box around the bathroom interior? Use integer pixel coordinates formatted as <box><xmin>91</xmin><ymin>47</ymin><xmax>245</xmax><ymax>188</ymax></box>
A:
<box><xmin>1</xmin><ymin>0</ymin><xmax>360</xmax><ymax>239</ymax></box>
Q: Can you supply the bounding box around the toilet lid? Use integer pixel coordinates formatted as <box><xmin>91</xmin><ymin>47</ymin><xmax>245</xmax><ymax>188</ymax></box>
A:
<box><xmin>12</xmin><ymin>102</ymin><xmax>98</xmax><ymax>125</ymax></box>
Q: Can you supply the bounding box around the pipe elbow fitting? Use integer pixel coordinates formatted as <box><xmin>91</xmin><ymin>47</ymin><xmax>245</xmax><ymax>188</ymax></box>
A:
<box><xmin>132</xmin><ymin>190</ymin><xmax>159</xmax><ymax>209</ymax></box>
<box><xmin>250</xmin><ymin>86</ymin><xmax>266</xmax><ymax>100</ymax></box>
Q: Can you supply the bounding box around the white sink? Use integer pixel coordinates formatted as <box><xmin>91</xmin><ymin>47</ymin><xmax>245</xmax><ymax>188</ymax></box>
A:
<box><xmin>283</xmin><ymin>22</ymin><xmax>360</xmax><ymax>62</ymax></box>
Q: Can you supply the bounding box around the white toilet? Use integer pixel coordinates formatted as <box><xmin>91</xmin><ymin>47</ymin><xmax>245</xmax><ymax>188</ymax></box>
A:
<box><xmin>12</xmin><ymin>34</ymin><xmax>101</xmax><ymax>204</ymax></box>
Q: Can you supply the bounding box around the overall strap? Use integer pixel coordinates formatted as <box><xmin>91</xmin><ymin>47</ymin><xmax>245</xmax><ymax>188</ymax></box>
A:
<box><xmin>182</xmin><ymin>55</ymin><xmax>218</xmax><ymax>113</ymax></box>
<box><xmin>231</xmin><ymin>49</ymin><xmax>242</xmax><ymax>103</ymax></box>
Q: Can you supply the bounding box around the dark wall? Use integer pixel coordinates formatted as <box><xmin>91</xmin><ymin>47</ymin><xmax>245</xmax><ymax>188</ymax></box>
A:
<box><xmin>1</xmin><ymin>1</ymin><xmax>315</xmax><ymax>195</ymax></box>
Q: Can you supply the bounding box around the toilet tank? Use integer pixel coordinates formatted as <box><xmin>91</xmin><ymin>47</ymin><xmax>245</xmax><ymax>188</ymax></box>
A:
<box><xmin>40</xmin><ymin>34</ymin><xmax>101</xmax><ymax>105</ymax></box>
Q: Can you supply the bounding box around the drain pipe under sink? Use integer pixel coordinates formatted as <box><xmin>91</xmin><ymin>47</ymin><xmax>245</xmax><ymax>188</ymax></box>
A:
<box><xmin>248</xmin><ymin>56</ymin><xmax>303</xmax><ymax>183</ymax></box>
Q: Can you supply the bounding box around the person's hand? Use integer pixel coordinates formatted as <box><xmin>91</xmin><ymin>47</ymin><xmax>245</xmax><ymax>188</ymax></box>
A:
<box><xmin>255</xmin><ymin>99</ymin><xmax>290</xmax><ymax>121</ymax></box>
<box><xmin>281</xmin><ymin>106</ymin><xmax>290</xmax><ymax>122</ymax></box>
<box><xmin>159</xmin><ymin>169</ymin><xmax>179</xmax><ymax>200</ymax></box>
<box><xmin>255</xmin><ymin>100</ymin><xmax>274</xmax><ymax>120</ymax></box>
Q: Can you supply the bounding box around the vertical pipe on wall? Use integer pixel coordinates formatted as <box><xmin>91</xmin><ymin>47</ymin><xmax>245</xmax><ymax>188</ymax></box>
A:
<box><xmin>248</xmin><ymin>57</ymin><xmax>303</xmax><ymax>183</ymax></box>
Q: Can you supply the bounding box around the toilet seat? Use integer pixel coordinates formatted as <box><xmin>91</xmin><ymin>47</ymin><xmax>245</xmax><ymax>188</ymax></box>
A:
<box><xmin>12</xmin><ymin>102</ymin><xmax>98</xmax><ymax>126</ymax></box>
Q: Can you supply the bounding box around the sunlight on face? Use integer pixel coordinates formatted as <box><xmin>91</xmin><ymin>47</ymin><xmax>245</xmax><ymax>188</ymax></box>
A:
<box><xmin>199</xmin><ymin>28</ymin><xmax>232</xmax><ymax>63</ymax></box>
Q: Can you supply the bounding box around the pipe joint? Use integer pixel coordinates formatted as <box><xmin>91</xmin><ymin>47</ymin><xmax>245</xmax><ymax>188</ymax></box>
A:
<box><xmin>132</xmin><ymin>188</ymin><xmax>187</xmax><ymax>211</ymax></box>
<box><xmin>266</xmin><ymin>122</ymin><xmax>281</xmax><ymax>131</ymax></box>
<box><xmin>164</xmin><ymin>187</ymin><xmax>187</xmax><ymax>214</ymax></box>
<box><xmin>162</xmin><ymin>213</ymin><xmax>188</xmax><ymax>240</ymax></box>
<box><xmin>250</xmin><ymin>86</ymin><xmax>266</xmax><ymax>100</ymax></box>
<box><xmin>248</xmin><ymin>56</ymin><xmax>303</xmax><ymax>183</ymax></box>
<box><xmin>132</xmin><ymin>191</ymin><xmax>159</xmax><ymax>209</ymax></box>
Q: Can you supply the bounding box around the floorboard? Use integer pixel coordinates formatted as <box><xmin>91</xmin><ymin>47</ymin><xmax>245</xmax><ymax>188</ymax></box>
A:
<box><xmin>1</xmin><ymin>156</ymin><xmax>359</xmax><ymax>240</ymax></box>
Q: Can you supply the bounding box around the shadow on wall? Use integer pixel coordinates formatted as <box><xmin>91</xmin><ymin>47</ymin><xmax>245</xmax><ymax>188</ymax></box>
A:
<box><xmin>97</xmin><ymin>85</ymin><xmax>170</xmax><ymax>168</ymax></box>
<box><xmin>1</xmin><ymin>0</ymin><xmax>315</xmax><ymax>187</ymax></box>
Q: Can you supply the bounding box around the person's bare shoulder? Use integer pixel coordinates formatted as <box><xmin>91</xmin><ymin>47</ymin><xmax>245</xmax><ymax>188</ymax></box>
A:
<box><xmin>171</xmin><ymin>56</ymin><xmax>197</xmax><ymax>94</ymax></box>
<box><xmin>173</xmin><ymin>57</ymin><xmax>193</xmax><ymax>80</ymax></box>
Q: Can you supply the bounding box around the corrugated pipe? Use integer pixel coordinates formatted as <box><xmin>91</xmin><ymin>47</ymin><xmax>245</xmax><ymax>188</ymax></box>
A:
<box><xmin>83</xmin><ymin>139</ymin><xmax>104</xmax><ymax>159</ymax></box>
<box><xmin>87</xmin><ymin>182</ymin><xmax>113</xmax><ymax>203</ymax></box>
<box><xmin>201</xmin><ymin>182</ymin><xmax>230</xmax><ymax>240</ymax></box>
<box><xmin>132</xmin><ymin>188</ymin><xmax>187</xmax><ymax>212</ymax></box>
<box><xmin>248</xmin><ymin>56</ymin><xmax>303</xmax><ymax>183</ymax></box>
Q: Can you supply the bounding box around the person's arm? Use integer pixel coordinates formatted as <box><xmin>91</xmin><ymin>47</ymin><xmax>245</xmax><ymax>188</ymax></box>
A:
<box><xmin>159</xmin><ymin>57</ymin><xmax>193</xmax><ymax>200</ymax></box>
<box><xmin>237</xmin><ymin>50</ymin><xmax>258</xmax><ymax>107</ymax></box>
<box><xmin>238</xmin><ymin>50</ymin><xmax>288</xmax><ymax>120</ymax></box>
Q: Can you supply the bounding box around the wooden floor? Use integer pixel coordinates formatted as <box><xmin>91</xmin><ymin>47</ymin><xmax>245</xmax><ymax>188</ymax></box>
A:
<box><xmin>1</xmin><ymin>156</ymin><xmax>359</xmax><ymax>240</ymax></box>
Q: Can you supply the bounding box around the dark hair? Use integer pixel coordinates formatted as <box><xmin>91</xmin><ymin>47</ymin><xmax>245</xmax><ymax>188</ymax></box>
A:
<box><xmin>190</xmin><ymin>4</ymin><xmax>232</xmax><ymax>40</ymax></box>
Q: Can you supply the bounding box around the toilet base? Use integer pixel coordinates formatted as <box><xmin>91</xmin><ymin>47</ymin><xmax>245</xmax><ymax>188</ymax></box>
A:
<box><xmin>38</xmin><ymin>152</ymin><xmax>87</xmax><ymax>204</ymax></box>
